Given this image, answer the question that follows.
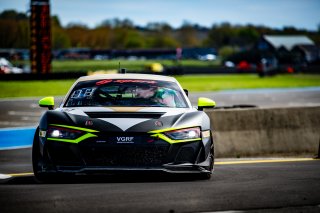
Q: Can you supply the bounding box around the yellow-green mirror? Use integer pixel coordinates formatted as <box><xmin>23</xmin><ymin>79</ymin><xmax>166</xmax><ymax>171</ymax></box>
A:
<box><xmin>39</xmin><ymin>97</ymin><xmax>54</xmax><ymax>110</ymax></box>
<box><xmin>198</xmin><ymin>97</ymin><xmax>216</xmax><ymax>111</ymax></box>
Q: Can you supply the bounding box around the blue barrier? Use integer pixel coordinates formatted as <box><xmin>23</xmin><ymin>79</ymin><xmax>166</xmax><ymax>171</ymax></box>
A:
<box><xmin>0</xmin><ymin>127</ymin><xmax>36</xmax><ymax>150</ymax></box>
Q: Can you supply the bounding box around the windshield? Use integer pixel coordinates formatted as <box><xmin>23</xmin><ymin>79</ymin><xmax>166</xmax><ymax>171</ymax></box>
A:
<box><xmin>65</xmin><ymin>79</ymin><xmax>188</xmax><ymax>108</ymax></box>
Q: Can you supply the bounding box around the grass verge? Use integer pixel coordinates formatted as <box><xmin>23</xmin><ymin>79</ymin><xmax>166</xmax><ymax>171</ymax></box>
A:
<box><xmin>175</xmin><ymin>74</ymin><xmax>320</xmax><ymax>91</ymax></box>
<box><xmin>0</xmin><ymin>80</ymin><xmax>75</xmax><ymax>98</ymax></box>
<box><xmin>0</xmin><ymin>74</ymin><xmax>319</xmax><ymax>98</ymax></box>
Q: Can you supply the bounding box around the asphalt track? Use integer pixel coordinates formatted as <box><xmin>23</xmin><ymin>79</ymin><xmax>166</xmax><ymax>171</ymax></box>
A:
<box><xmin>0</xmin><ymin>148</ymin><xmax>320</xmax><ymax>213</ymax></box>
<box><xmin>0</xmin><ymin>88</ymin><xmax>320</xmax><ymax>212</ymax></box>
<box><xmin>0</xmin><ymin>87</ymin><xmax>320</xmax><ymax>128</ymax></box>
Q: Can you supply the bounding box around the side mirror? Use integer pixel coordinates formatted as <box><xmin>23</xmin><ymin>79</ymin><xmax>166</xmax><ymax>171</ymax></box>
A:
<box><xmin>198</xmin><ymin>97</ymin><xmax>215</xmax><ymax>111</ymax></box>
<box><xmin>39</xmin><ymin>97</ymin><xmax>54</xmax><ymax>110</ymax></box>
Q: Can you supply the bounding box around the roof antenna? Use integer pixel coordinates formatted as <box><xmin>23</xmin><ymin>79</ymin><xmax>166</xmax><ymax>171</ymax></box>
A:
<box><xmin>119</xmin><ymin>62</ymin><xmax>126</xmax><ymax>74</ymax></box>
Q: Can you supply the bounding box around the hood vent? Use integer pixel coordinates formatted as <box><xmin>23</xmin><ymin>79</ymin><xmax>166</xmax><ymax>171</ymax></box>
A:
<box><xmin>85</xmin><ymin>112</ymin><xmax>164</xmax><ymax>119</ymax></box>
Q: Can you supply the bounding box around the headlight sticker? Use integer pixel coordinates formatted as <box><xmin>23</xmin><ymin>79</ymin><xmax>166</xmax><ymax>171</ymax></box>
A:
<box><xmin>202</xmin><ymin>130</ymin><xmax>211</xmax><ymax>138</ymax></box>
<box><xmin>39</xmin><ymin>130</ymin><xmax>46</xmax><ymax>138</ymax></box>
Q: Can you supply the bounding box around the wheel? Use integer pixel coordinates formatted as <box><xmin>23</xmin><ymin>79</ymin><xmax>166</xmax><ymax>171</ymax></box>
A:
<box><xmin>199</xmin><ymin>173</ymin><xmax>211</xmax><ymax>180</ymax></box>
<box><xmin>32</xmin><ymin>128</ymin><xmax>73</xmax><ymax>183</ymax></box>
<box><xmin>32</xmin><ymin>128</ymin><xmax>51</xmax><ymax>182</ymax></box>
<box><xmin>199</xmin><ymin>142</ymin><xmax>214</xmax><ymax>180</ymax></box>
<box><xmin>199</xmin><ymin>154</ymin><xmax>214</xmax><ymax>180</ymax></box>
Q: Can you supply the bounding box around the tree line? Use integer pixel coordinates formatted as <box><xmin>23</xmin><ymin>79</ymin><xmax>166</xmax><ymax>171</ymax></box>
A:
<box><xmin>0</xmin><ymin>9</ymin><xmax>319</xmax><ymax>53</ymax></box>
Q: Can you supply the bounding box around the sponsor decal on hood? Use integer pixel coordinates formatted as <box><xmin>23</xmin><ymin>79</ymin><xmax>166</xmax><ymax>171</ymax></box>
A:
<box><xmin>61</xmin><ymin>107</ymin><xmax>196</xmax><ymax>132</ymax></box>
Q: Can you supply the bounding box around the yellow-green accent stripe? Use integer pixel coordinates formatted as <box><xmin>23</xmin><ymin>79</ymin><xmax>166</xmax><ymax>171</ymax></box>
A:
<box><xmin>150</xmin><ymin>133</ymin><xmax>201</xmax><ymax>144</ymax></box>
<box><xmin>47</xmin><ymin>133</ymin><xmax>97</xmax><ymax>144</ymax></box>
<box><xmin>148</xmin><ymin>126</ymin><xmax>197</xmax><ymax>134</ymax></box>
<box><xmin>148</xmin><ymin>126</ymin><xmax>202</xmax><ymax>144</ymax></box>
<box><xmin>50</xmin><ymin>124</ymin><xmax>99</xmax><ymax>133</ymax></box>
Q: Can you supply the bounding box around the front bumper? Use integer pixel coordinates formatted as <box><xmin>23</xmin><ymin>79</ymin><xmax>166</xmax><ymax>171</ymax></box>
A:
<box><xmin>41</xmin><ymin>132</ymin><xmax>213</xmax><ymax>175</ymax></box>
<box><xmin>42</xmin><ymin>155</ymin><xmax>213</xmax><ymax>175</ymax></box>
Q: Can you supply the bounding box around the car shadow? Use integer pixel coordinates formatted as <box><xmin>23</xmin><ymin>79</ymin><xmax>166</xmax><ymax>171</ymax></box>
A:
<box><xmin>1</xmin><ymin>172</ymin><xmax>210</xmax><ymax>185</ymax></box>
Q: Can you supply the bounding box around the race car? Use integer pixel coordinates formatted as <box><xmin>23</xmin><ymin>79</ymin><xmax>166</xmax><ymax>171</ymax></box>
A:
<box><xmin>32</xmin><ymin>74</ymin><xmax>216</xmax><ymax>181</ymax></box>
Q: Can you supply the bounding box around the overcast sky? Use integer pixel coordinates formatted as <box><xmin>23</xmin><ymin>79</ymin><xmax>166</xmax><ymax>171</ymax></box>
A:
<box><xmin>1</xmin><ymin>0</ymin><xmax>319</xmax><ymax>30</ymax></box>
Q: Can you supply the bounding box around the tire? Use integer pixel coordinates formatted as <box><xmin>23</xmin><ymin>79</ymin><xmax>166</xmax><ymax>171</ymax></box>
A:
<box><xmin>199</xmin><ymin>154</ymin><xmax>214</xmax><ymax>180</ymax></box>
<box><xmin>199</xmin><ymin>141</ymin><xmax>214</xmax><ymax>180</ymax></box>
<box><xmin>32</xmin><ymin>129</ymin><xmax>73</xmax><ymax>183</ymax></box>
<box><xmin>199</xmin><ymin>173</ymin><xmax>212</xmax><ymax>180</ymax></box>
<box><xmin>32</xmin><ymin>128</ymin><xmax>51</xmax><ymax>182</ymax></box>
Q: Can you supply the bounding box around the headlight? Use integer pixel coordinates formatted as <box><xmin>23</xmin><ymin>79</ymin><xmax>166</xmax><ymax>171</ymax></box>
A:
<box><xmin>164</xmin><ymin>127</ymin><xmax>200</xmax><ymax>140</ymax></box>
<box><xmin>47</xmin><ymin>126</ymin><xmax>83</xmax><ymax>139</ymax></box>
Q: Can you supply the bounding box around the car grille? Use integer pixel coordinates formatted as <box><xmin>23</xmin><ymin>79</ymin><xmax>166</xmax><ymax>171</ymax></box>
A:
<box><xmin>81</xmin><ymin>145</ymin><xmax>169</xmax><ymax>167</ymax></box>
<box><xmin>78</xmin><ymin>132</ymin><xmax>170</xmax><ymax>167</ymax></box>
<box><xmin>48</xmin><ymin>134</ymin><xmax>202</xmax><ymax>168</ymax></box>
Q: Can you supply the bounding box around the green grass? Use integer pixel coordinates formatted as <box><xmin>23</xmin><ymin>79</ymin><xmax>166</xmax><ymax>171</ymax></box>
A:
<box><xmin>175</xmin><ymin>74</ymin><xmax>320</xmax><ymax>91</ymax></box>
<box><xmin>0</xmin><ymin>74</ymin><xmax>319</xmax><ymax>98</ymax></box>
<box><xmin>0</xmin><ymin>80</ymin><xmax>75</xmax><ymax>98</ymax></box>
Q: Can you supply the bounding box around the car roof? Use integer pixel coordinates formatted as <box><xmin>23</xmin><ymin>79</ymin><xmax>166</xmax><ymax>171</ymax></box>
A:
<box><xmin>77</xmin><ymin>73</ymin><xmax>177</xmax><ymax>82</ymax></box>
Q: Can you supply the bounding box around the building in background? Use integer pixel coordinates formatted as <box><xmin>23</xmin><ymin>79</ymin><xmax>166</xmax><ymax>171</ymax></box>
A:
<box><xmin>257</xmin><ymin>35</ymin><xmax>319</xmax><ymax>64</ymax></box>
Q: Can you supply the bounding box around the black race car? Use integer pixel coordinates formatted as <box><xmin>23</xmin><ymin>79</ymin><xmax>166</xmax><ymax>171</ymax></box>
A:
<box><xmin>32</xmin><ymin>74</ymin><xmax>216</xmax><ymax>181</ymax></box>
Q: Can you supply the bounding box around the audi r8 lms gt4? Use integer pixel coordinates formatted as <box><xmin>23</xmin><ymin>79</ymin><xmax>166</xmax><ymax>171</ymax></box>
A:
<box><xmin>32</xmin><ymin>74</ymin><xmax>216</xmax><ymax>181</ymax></box>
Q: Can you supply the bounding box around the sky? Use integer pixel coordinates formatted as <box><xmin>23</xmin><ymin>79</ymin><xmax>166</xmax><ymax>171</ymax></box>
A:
<box><xmin>0</xmin><ymin>0</ymin><xmax>320</xmax><ymax>30</ymax></box>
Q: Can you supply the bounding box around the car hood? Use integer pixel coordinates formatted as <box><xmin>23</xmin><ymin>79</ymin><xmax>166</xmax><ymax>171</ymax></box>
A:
<box><xmin>56</xmin><ymin>106</ymin><xmax>205</xmax><ymax>132</ymax></box>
